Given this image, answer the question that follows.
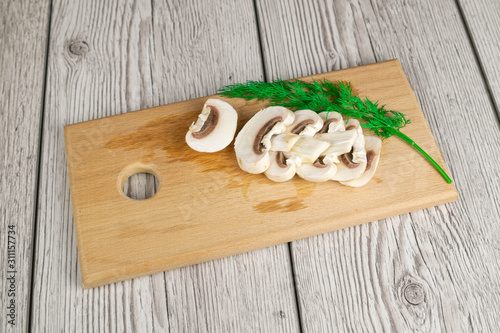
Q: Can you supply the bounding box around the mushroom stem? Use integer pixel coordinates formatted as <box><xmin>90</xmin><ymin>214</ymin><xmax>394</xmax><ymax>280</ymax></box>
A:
<box><xmin>383</xmin><ymin>127</ymin><xmax>452</xmax><ymax>183</ymax></box>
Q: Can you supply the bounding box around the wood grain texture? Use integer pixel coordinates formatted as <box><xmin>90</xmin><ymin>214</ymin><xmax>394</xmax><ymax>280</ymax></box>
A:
<box><xmin>31</xmin><ymin>0</ymin><xmax>299</xmax><ymax>331</ymax></box>
<box><xmin>458</xmin><ymin>0</ymin><xmax>500</xmax><ymax>118</ymax></box>
<box><xmin>0</xmin><ymin>1</ymin><xmax>50</xmax><ymax>332</ymax></box>
<box><xmin>64</xmin><ymin>60</ymin><xmax>457</xmax><ymax>288</ymax></box>
<box><xmin>257</xmin><ymin>0</ymin><xmax>500</xmax><ymax>331</ymax></box>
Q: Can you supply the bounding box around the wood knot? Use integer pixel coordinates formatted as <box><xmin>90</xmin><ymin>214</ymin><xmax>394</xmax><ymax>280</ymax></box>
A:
<box><xmin>69</xmin><ymin>41</ymin><xmax>89</xmax><ymax>56</ymax></box>
<box><xmin>404</xmin><ymin>283</ymin><xmax>425</xmax><ymax>305</ymax></box>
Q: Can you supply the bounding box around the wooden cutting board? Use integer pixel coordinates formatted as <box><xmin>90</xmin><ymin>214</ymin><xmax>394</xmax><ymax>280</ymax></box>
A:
<box><xmin>64</xmin><ymin>59</ymin><xmax>458</xmax><ymax>289</ymax></box>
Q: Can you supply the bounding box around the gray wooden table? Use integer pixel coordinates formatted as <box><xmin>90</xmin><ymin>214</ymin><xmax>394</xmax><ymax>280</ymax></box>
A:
<box><xmin>2</xmin><ymin>0</ymin><xmax>500</xmax><ymax>332</ymax></box>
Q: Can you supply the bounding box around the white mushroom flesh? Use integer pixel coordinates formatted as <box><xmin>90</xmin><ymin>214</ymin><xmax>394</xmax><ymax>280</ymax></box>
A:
<box><xmin>331</xmin><ymin>119</ymin><xmax>367</xmax><ymax>181</ymax></box>
<box><xmin>185</xmin><ymin>99</ymin><xmax>238</xmax><ymax>153</ymax></box>
<box><xmin>340</xmin><ymin>136</ymin><xmax>382</xmax><ymax>187</ymax></box>
<box><xmin>264</xmin><ymin>151</ymin><xmax>297</xmax><ymax>182</ymax></box>
<box><xmin>231</xmin><ymin>106</ymin><xmax>381</xmax><ymax>187</ymax></box>
<box><xmin>234</xmin><ymin>106</ymin><xmax>295</xmax><ymax>174</ymax></box>
<box><xmin>292</xmin><ymin>111</ymin><xmax>345</xmax><ymax>181</ymax></box>
<box><xmin>318</xmin><ymin>111</ymin><xmax>345</xmax><ymax>133</ymax></box>
<box><xmin>296</xmin><ymin>160</ymin><xmax>337</xmax><ymax>182</ymax></box>
<box><xmin>270</xmin><ymin>133</ymin><xmax>301</xmax><ymax>152</ymax></box>
<box><xmin>286</xmin><ymin>109</ymin><xmax>324</xmax><ymax>136</ymax></box>
<box><xmin>315</xmin><ymin>130</ymin><xmax>358</xmax><ymax>164</ymax></box>
<box><xmin>289</xmin><ymin>137</ymin><xmax>330</xmax><ymax>163</ymax></box>
<box><xmin>261</xmin><ymin>122</ymin><xmax>289</xmax><ymax>151</ymax></box>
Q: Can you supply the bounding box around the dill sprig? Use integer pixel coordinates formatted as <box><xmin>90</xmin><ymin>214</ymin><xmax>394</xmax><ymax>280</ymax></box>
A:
<box><xmin>218</xmin><ymin>79</ymin><xmax>452</xmax><ymax>183</ymax></box>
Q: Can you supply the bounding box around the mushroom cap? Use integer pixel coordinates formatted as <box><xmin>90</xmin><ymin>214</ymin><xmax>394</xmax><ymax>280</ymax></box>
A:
<box><xmin>264</xmin><ymin>151</ymin><xmax>297</xmax><ymax>182</ymax></box>
<box><xmin>286</xmin><ymin>110</ymin><xmax>323</xmax><ymax>136</ymax></box>
<box><xmin>331</xmin><ymin>119</ymin><xmax>367</xmax><ymax>181</ymax></box>
<box><xmin>318</xmin><ymin>111</ymin><xmax>345</xmax><ymax>133</ymax></box>
<box><xmin>234</xmin><ymin>106</ymin><xmax>295</xmax><ymax>174</ymax></box>
<box><xmin>340</xmin><ymin>136</ymin><xmax>382</xmax><ymax>187</ymax></box>
<box><xmin>296</xmin><ymin>159</ymin><xmax>338</xmax><ymax>182</ymax></box>
<box><xmin>185</xmin><ymin>98</ymin><xmax>238</xmax><ymax>153</ymax></box>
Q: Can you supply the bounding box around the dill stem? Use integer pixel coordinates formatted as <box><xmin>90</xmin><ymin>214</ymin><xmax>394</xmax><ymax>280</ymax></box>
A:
<box><xmin>383</xmin><ymin>127</ymin><xmax>452</xmax><ymax>183</ymax></box>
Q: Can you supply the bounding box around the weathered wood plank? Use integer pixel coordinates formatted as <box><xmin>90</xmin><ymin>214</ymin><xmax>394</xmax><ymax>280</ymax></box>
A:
<box><xmin>257</xmin><ymin>0</ymin><xmax>500</xmax><ymax>331</ymax></box>
<box><xmin>30</xmin><ymin>0</ymin><xmax>299</xmax><ymax>331</ymax></box>
<box><xmin>458</xmin><ymin>0</ymin><xmax>500</xmax><ymax>118</ymax></box>
<box><xmin>0</xmin><ymin>1</ymin><xmax>50</xmax><ymax>332</ymax></box>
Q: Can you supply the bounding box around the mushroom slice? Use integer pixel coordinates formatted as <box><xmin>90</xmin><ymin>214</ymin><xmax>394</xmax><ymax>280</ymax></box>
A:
<box><xmin>295</xmin><ymin>111</ymin><xmax>345</xmax><ymax>180</ymax></box>
<box><xmin>315</xmin><ymin>130</ymin><xmax>358</xmax><ymax>164</ymax></box>
<box><xmin>296</xmin><ymin>158</ymin><xmax>338</xmax><ymax>182</ymax></box>
<box><xmin>318</xmin><ymin>111</ymin><xmax>345</xmax><ymax>133</ymax></box>
<box><xmin>185</xmin><ymin>98</ymin><xmax>238</xmax><ymax>153</ymax></box>
<box><xmin>264</xmin><ymin>151</ymin><xmax>297</xmax><ymax>182</ymax></box>
<box><xmin>270</xmin><ymin>133</ymin><xmax>300</xmax><ymax>152</ymax></box>
<box><xmin>286</xmin><ymin>110</ymin><xmax>323</xmax><ymax>136</ymax></box>
<box><xmin>341</xmin><ymin>136</ymin><xmax>382</xmax><ymax>187</ymax></box>
<box><xmin>234</xmin><ymin>106</ymin><xmax>295</xmax><ymax>174</ymax></box>
<box><xmin>331</xmin><ymin>119</ymin><xmax>367</xmax><ymax>181</ymax></box>
<box><xmin>289</xmin><ymin>136</ymin><xmax>330</xmax><ymax>163</ymax></box>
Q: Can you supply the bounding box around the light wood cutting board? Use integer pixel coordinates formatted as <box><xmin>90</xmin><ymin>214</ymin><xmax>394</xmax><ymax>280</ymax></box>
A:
<box><xmin>64</xmin><ymin>59</ymin><xmax>458</xmax><ymax>288</ymax></box>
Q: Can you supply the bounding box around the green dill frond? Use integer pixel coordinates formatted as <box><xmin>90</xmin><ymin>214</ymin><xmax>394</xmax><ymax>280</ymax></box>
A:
<box><xmin>218</xmin><ymin>78</ymin><xmax>409</xmax><ymax>139</ymax></box>
<box><xmin>218</xmin><ymin>78</ymin><xmax>452</xmax><ymax>183</ymax></box>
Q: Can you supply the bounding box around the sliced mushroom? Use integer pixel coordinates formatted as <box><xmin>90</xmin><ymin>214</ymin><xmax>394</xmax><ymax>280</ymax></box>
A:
<box><xmin>331</xmin><ymin>119</ymin><xmax>367</xmax><ymax>181</ymax></box>
<box><xmin>234</xmin><ymin>106</ymin><xmax>295</xmax><ymax>174</ymax></box>
<box><xmin>271</xmin><ymin>110</ymin><xmax>324</xmax><ymax>175</ymax></box>
<box><xmin>286</xmin><ymin>110</ymin><xmax>323</xmax><ymax>136</ymax></box>
<box><xmin>295</xmin><ymin>111</ymin><xmax>347</xmax><ymax>181</ymax></box>
<box><xmin>315</xmin><ymin>130</ymin><xmax>358</xmax><ymax>164</ymax></box>
<box><xmin>289</xmin><ymin>136</ymin><xmax>330</xmax><ymax>163</ymax></box>
<box><xmin>185</xmin><ymin>99</ymin><xmax>238</xmax><ymax>153</ymax></box>
<box><xmin>317</xmin><ymin>111</ymin><xmax>345</xmax><ymax>133</ymax></box>
<box><xmin>270</xmin><ymin>133</ymin><xmax>300</xmax><ymax>152</ymax></box>
<box><xmin>341</xmin><ymin>136</ymin><xmax>382</xmax><ymax>187</ymax></box>
<box><xmin>296</xmin><ymin>158</ymin><xmax>338</xmax><ymax>182</ymax></box>
<box><xmin>264</xmin><ymin>151</ymin><xmax>297</xmax><ymax>182</ymax></box>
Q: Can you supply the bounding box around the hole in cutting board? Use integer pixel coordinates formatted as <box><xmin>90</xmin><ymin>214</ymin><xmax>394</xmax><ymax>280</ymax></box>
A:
<box><xmin>122</xmin><ymin>172</ymin><xmax>160</xmax><ymax>200</ymax></box>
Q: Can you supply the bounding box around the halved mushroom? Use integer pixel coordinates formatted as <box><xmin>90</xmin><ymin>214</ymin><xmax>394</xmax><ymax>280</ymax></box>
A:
<box><xmin>185</xmin><ymin>99</ymin><xmax>238</xmax><ymax>153</ymax></box>
<box><xmin>286</xmin><ymin>110</ymin><xmax>323</xmax><ymax>136</ymax></box>
<box><xmin>317</xmin><ymin>111</ymin><xmax>345</xmax><ymax>133</ymax></box>
<box><xmin>234</xmin><ymin>106</ymin><xmax>295</xmax><ymax>174</ymax></box>
<box><xmin>331</xmin><ymin>119</ymin><xmax>367</xmax><ymax>181</ymax></box>
<box><xmin>341</xmin><ymin>136</ymin><xmax>382</xmax><ymax>187</ymax></box>
<box><xmin>264</xmin><ymin>151</ymin><xmax>297</xmax><ymax>182</ymax></box>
